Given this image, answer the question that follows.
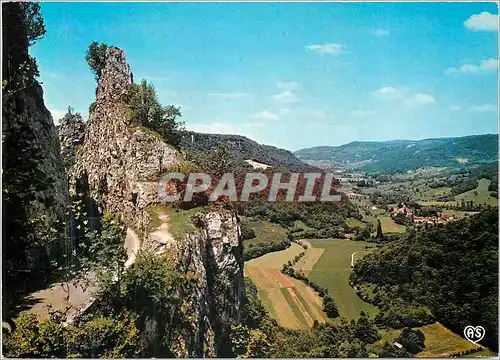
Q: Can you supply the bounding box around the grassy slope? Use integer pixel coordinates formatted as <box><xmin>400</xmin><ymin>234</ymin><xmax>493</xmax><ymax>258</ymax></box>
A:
<box><xmin>307</xmin><ymin>239</ymin><xmax>378</xmax><ymax>320</ymax></box>
<box><xmin>245</xmin><ymin>242</ymin><xmax>328</xmax><ymax>329</ymax></box>
<box><xmin>242</xmin><ymin>218</ymin><xmax>287</xmax><ymax>249</ymax></box>
<box><xmin>418</xmin><ymin>178</ymin><xmax>498</xmax><ymax>207</ymax></box>
<box><xmin>376</xmin><ymin>322</ymin><xmax>488</xmax><ymax>358</ymax></box>
<box><xmin>455</xmin><ymin>178</ymin><xmax>497</xmax><ymax>206</ymax></box>
<box><xmin>245</xmin><ymin>242</ymin><xmax>303</xmax><ymax>269</ymax></box>
<box><xmin>379</xmin><ymin>215</ymin><xmax>406</xmax><ymax>233</ymax></box>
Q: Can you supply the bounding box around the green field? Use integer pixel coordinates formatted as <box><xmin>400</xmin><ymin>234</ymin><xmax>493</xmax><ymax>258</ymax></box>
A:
<box><xmin>245</xmin><ymin>242</ymin><xmax>303</xmax><ymax>269</ymax></box>
<box><xmin>413</xmin><ymin>185</ymin><xmax>452</xmax><ymax>202</ymax></box>
<box><xmin>245</xmin><ymin>243</ymin><xmax>328</xmax><ymax>329</ymax></box>
<box><xmin>455</xmin><ymin>179</ymin><xmax>498</xmax><ymax>207</ymax></box>
<box><xmin>376</xmin><ymin>322</ymin><xmax>487</xmax><ymax>358</ymax></box>
<box><xmin>418</xmin><ymin>178</ymin><xmax>498</xmax><ymax>208</ymax></box>
<box><xmin>378</xmin><ymin>215</ymin><xmax>406</xmax><ymax>233</ymax></box>
<box><xmin>346</xmin><ymin>217</ymin><xmax>366</xmax><ymax>228</ymax></box>
<box><xmin>242</xmin><ymin>218</ymin><xmax>287</xmax><ymax>249</ymax></box>
<box><xmin>307</xmin><ymin>239</ymin><xmax>378</xmax><ymax>320</ymax></box>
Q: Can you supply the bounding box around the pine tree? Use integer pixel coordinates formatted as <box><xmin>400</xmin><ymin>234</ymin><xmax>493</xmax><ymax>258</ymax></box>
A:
<box><xmin>376</xmin><ymin>219</ymin><xmax>383</xmax><ymax>239</ymax></box>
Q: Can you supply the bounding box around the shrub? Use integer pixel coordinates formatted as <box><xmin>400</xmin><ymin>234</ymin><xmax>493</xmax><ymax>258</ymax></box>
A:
<box><xmin>322</xmin><ymin>295</ymin><xmax>340</xmax><ymax>318</ymax></box>
<box><xmin>397</xmin><ymin>327</ymin><xmax>425</xmax><ymax>354</ymax></box>
<box><xmin>85</xmin><ymin>41</ymin><xmax>109</xmax><ymax>80</ymax></box>
<box><xmin>123</xmin><ymin>79</ymin><xmax>184</xmax><ymax>148</ymax></box>
<box><xmin>240</xmin><ymin>222</ymin><xmax>256</xmax><ymax>240</ymax></box>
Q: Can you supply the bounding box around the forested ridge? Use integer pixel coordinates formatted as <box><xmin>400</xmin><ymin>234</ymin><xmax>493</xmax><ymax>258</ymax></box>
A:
<box><xmin>351</xmin><ymin>209</ymin><xmax>498</xmax><ymax>351</ymax></box>
<box><xmin>182</xmin><ymin>131</ymin><xmax>318</xmax><ymax>172</ymax></box>
<box><xmin>296</xmin><ymin>134</ymin><xmax>498</xmax><ymax>173</ymax></box>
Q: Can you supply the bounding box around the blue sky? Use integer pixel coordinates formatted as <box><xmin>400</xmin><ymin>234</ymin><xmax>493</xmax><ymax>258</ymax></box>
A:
<box><xmin>32</xmin><ymin>2</ymin><xmax>498</xmax><ymax>151</ymax></box>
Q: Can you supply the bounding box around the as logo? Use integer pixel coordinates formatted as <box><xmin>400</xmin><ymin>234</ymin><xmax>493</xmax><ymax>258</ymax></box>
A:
<box><xmin>463</xmin><ymin>325</ymin><xmax>485</xmax><ymax>344</ymax></box>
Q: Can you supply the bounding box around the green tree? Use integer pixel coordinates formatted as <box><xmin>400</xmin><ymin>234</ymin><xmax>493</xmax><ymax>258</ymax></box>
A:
<box><xmin>205</xmin><ymin>143</ymin><xmax>234</xmax><ymax>176</ymax></box>
<box><xmin>85</xmin><ymin>41</ymin><xmax>109</xmax><ymax>81</ymax></box>
<box><xmin>322</xmin><ymin>295</ymin><xmax>340</xmax><ymax>318</ymax></box>
<box><xmin>3</xmin><ymin>2</ymin><xmax>45</xmax><ymax>94</ymax></box>
<box><xmin>376</xmin><ymin>219</ymin><xmax>384</xmax><ymax>239</ymax></box>
<box><xmin>123</xmin><ymin>79</ymin><xmax>184</xmax><ymax>148</ymax></box>
<box><xmin>3</xmin><ymin>312</ymin><xmax>144</xmax><ymax>358</ymax></box>
<box><xmin>397</xmin><ymin>327</ymin><xmax>425</xmax><ymax>354</ymax></box>
<box><xmin>86</xmin><ymin>212</ymin><xmax>128</xmax><ymax>286</ymax></box>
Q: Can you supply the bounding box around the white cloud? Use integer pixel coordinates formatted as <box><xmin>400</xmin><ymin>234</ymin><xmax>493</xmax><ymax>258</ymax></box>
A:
<box><xmin>445</xmin><ymin>58</ymin><xmax>498</xmax><ymax>75</ymax></box>
<box><xmin>351</xmin><ymin>109</ymin><xmax>377</xmax><ymax>116</ymax></box>
<box><xmin>279</xmin><ymin>108</ymin><xmax>291</xmax><ymax>115</ymax></box>
<box><xmin>404</xmin><ymin>93</ymin><xmax>435</xmax><ymax>106</ymax></box>
<box><xmin>272</xmin><ymin>90</ymin><xmax>299</xmax><ymax>103</ymax></box>
<box><xmin>273</xmin><ymin>81</ymin><xmax>302</xmax><ymax>103</ymax></box>
<box><xmin>208</xmin><ymin>92</ymin><xmax>248</xmax><ymax>99</ymax></box>
<box><xmin>464</xmin><ymin>12</ymin><xmax>499</xmax><ymax>31</ymax></box>
<box><xmin>371</xmin><ymin>28</ymin><xmax>390</xmax><ymax>37</ymax></box>
<box><xmin>187</xmin><ymin>122</ymin><xmax>238</xmax><ymax>135</ymax></box>
<box><xmin>450</xmin><ymin>105</ymin><xmax>461</xmax><ymax>112</ymax></box>
<box><xmin>305</xmin><ymin>43</ymin><xmax>346</xmax><ymax>55</ymax></box>
<box><xmin>372</xmin><ymin>86</ymin><xmax>404</xmax><ymax>100</ymax></box>
<box><xmin>278</xmin><ymin>81</ymin><xmax>302</xmax><ymax>91</ymax></box>
<box><xmin>373</xmin><ymin>87</ymin><xmax>435</xmax><ymax>106</ymax></box>
<box><xmin>470</xmin><ymin>104</ymin><xmax>497</xmax><ymax>113</ymax></box>
<box><xmin>251</xmin><ymin>110</ymin><xmax>279</xmax><ymax>121</ymax></box>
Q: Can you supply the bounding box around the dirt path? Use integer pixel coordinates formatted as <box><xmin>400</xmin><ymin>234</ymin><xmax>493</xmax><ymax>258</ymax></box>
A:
<box><xmin>22</xmin><ymin>227</ymin><xmax>141</xmax><ymax>321</ymax></box>
<box><xmin>124</xmin><ymin>228</ymin><xmax>141</xmax><ymax>268</ymax></box>
<box><xmin>20</xmin><ymin>276</ymin><xmax>97</xmax><ymax>321</ymax></box>
<box><xmin>351</xmin><ymin>252</ymin><xmax>358</xmax><ymax>268</ymax></box>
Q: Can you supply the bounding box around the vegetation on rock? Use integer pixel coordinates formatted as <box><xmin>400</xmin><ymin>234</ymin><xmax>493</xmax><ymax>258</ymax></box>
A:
<box><xmin>85</xmin><ymin>41</ymin><xmax>109</xmax><ymax>81</ymax></box>
<box><xmin>123</xmin><ymin>79</ymin><xmax>185</xmax><ymax>148</ymax></box>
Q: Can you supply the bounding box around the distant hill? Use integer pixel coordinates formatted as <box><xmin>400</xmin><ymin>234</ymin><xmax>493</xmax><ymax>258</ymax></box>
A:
<box><xmin>181</xmin><ymin>131</ymin><xmax>318</xmax><ymax>172</ymax></box>
<box><xmin>295</xmin><ymin>134</ymin><xmax>498</xmax><ymax>173</ymax></box>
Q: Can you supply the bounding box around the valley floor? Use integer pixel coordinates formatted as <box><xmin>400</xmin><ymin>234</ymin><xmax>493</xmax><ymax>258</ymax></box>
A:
<box><xmin>245</xmin><ymin>237</ymin><xmax>496</xmax><ymax>358</ymax></box>
<box><xmin>245</xmin><ymin>243</ymin><xmax>328</xmax><ymax>329</ymax></box>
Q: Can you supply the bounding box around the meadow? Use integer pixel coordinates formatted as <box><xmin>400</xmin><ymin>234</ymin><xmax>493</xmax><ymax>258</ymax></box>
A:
<box><xmin>375</xmin><ymin>322</ymin><xmax>485</xmax><ymax>358</ymax></box>
<box><xmin>454</xmin><ymin>178</ymin><xmax>497</xmax><ymax>206</ymax></box>
<box><xmin>245</xmin><ymin>243</ymin><xmax>328</xmax><ymax>329</ymax></box>
<box><xmin>378</xmin><ymin>215</ymin><xmax>406</xmax><ymax>233</ymax></box>
<box><xmin>307</xmin><ymin>239</ymin><xmax>379</xmax><ymax>320</ymax></box>
<box><xmin>241</xmin><ymin>218</ymin><xmax>287</xmax><ymax>249</ymax></box>
<box><xmin>417</xmin><ymin>178</ymin><xmax>497</xmax><ymax>207</ymax></box>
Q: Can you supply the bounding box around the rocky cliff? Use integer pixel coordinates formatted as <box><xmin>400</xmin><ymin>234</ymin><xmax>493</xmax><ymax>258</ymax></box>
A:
<box><xmin>144</xmin><ymin>208</ymin><xmax>244</xmax><ymax>357</ymax></box>
<box><xmin>72</xmin><ymin>46</ymin><xmax>179</xmax><ymax>232</ymax></box>
<box><xmin>72</xmin><ymin>46</ymin><xmax>244</xmax><ymax>357</ymax></box>
<box><xmin>58</xmin><ymin>111</ymin><xmax>86</xmax><ymax>172</ymax></box>
<box><xmin>2</xmin><ymin>2</ymin><xmax>67</xmax><ymax>223</ymax></box>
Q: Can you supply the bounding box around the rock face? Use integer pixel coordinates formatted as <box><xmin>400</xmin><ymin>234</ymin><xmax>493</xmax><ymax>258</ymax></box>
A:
<box><xmin>73</xmin><ymin>46</ymin><xmax>245</xmax><ymax>356</ymax></box>
<box><xmin>72</xmin><ymin>46</ymin><xmax>179</xmax><ymax>232</ymax></box>
<box><xmin>145</xmin><ymin>209</ymin><xmax>244</xmax><ymax>357</ymax></box>
<box><xmin>2</xmin><ymin>62</ymin><xmax>67</xmax><ymax>219</ymax></box>
<box><xmin>58</xmin><ymin>112</ymin><xmax>86</xmax><ymax>171</ymax></box>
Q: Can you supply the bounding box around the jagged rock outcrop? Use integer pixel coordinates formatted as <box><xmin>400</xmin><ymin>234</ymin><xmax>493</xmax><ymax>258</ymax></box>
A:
<box><xmin>143</xmin><ymin>209</ymin><xmax>244</xmax><ymax>357</ymax></box>
<box><xmin>73</xmin><ymin>46</ymin><xmax>245</xmax><ymax>356</ymax></box>
<box><xmin>58</xmin><ymin>112</ymin><xmax>86</xmax><ymax>171</ymax></box>
<box><xmin>72</xmin><ymin>46</ymin><xmax>179</xmax><ymax>232</ymax></box>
